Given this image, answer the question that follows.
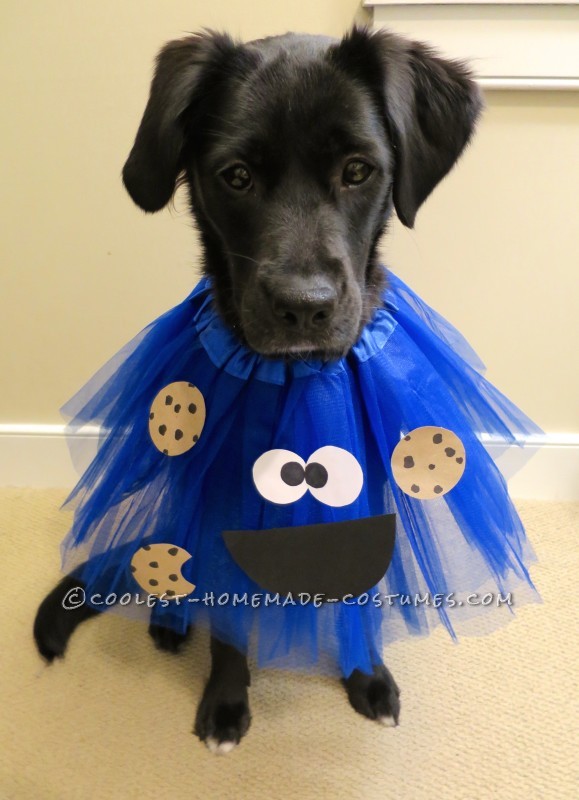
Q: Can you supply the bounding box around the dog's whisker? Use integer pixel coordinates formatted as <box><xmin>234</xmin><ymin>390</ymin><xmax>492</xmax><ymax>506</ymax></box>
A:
<box><xmin>225</xmin><ymin>251</ymin><xmax>261</xmax><ymax>267</ymax></box>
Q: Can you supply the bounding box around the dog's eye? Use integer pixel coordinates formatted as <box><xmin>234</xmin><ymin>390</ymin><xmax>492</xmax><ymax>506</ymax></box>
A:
<box><xmin>220</xmin><ymin>164</ymin><xmax>252</xmax><ymax>191</ymax></box>
<box><xmin>342</xmin><ymin>160</ymin><xmax>373</xmax><ymax>187</ymax></box>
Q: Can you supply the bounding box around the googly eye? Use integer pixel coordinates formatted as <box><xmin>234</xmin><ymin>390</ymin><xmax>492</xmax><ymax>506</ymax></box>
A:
<box><xmin>306</xmin><ymin>446</ymin><xmax>363</xmax><ymax>507</ymax></box>
<box><xmin>252</xmin><ymin>449</ymin><xmax>308</xmax><ymax>505</ymax></box>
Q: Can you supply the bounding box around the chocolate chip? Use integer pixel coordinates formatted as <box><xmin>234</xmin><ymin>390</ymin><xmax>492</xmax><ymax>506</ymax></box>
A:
<box><xmin>158</xmin><ymin>425</ymin><xmax>167</xmax><ymax>436</ymax></box>
<box><xmin>411</xmin><ymin>484</ymin><xmax>420</xmax><ymax>493</ymax></box>
<box><xmin>404</xmin><ymin>435</ymin><xmax>412</xmax><ymax>441</ymax></box>
<box><xmin>168</xmin><ymin>547</ymin><xmax>178</xmax><ymax>556</ymax></box>
<box><xmin>149</xmin><ymin>561</ymin><xmax>158</xmax><ymax>568</ymax></box>
<box><xmin>175</xmin><ymin>429</ymin><xmax>183</xmax><ymax>441</ymax></box>
<box><xmin>428</xmin><ymin>464</ymin><xmax>436</xmax><ymax>470</ymax></box>
<box><xmin>165</xmin><ymin>590</ymin><xmax>175</xmax><ymax>597</ymax></box>
<box><xmin>433</xmin><ymin>485</ymin><xmax>443</xmax><ymax>494</ymax></box>
<box><xmin>143</xmin><ymin>545</ymin><xmax>151</xmax><ymax>551</ymax></box>
<box><xmin>174</xmin><ymin>404</ymin><xmax>181</xmax><ymax>413</ymax></box>
<box><xmin>165</xmin><ymin>395</ymin><xmax>173</xmax><ymax>405</ymax></box>
<box><xmin>192</xmin><ymin>435</ymin><xmax>199</xmax><ymax>443</ymax></box>
<box><xmin>130</xmin><ymin>565</ymin><xmax>136</xmax><ymax>573</ymax></box>
<box><xmin>168</xmin><ymin>574</ymin><xmax>178</xmax><ymax>582</ymax></box>
<box><xmin>456</xmin><ymin>457</ymin><xmax>464</xmax><ymax>464</ymax></box>
<box><xmin>433</xmin><ymin>433</ymin><xmax>443</xmax><ymax>444</ymax></box>
<box><xmin>149</xmin><ymin>579</ymin><xmax>159</xmax><ymax>586</ymax></box>
<box><xmin>403</xmin><ymin>456</ymin><xmax>415</xmax><ymax>468</ymax></box>
<box><xmin>149</xmin><ymin>412</ymin><xmax>154</xmax><ymax>420</ymax></box>
<box><xmin>445</xmin><ymin>447</ymin><xmax>456</xmax><ymax>457</ymax></box>
<box><xmin>188</xmin><ymin>403</ymin><xmax>197</xmax><ymax>414</ymax></box>
<box><xmin>163</xmin><ymin>449</ymin><xmax>168</xmax><ymax>454</ymax></box>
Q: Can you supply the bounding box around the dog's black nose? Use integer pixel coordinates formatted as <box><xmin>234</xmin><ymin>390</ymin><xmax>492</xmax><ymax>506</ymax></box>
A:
<box><xmin>271</xmin><ymin>285</ymin><xmax>338</xmax><ymax>330</ymax></box>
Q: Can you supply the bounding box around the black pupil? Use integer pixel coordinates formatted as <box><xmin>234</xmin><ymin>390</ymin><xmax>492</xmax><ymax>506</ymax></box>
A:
<box><xmin>280</xmin><ymin>461</ymin><xmax>305</xmax><ymax>486</ymax></box>
<box><xmin>304</xmin><ymin>462</ymin><xmax>328</xmax><ymax>489</ymax></box>
<box><xmin>279</xmin><ymin>461</ymin><xmax>329</xmax><ymax>490</ymax></box>
<box><xmin>344</xmin><ymin>161</ymin><xmax>370</xmax><ymax>185</ymax></box>
<box><xmin>223</xmin><ymin>165</ymin><xmax>251</xmax><ymax>190</ymax></box>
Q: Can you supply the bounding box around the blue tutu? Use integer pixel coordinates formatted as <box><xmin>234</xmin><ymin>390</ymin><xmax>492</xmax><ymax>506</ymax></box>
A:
<box><xmin>60</xmin><ymin>269</ymin><xmax>540</xmax><ymax>677</ymax></box>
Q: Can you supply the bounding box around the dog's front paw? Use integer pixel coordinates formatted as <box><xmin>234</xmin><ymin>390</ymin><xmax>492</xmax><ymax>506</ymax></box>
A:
<box><xmin>194</xmin><ymin>679</ymin><xmax>251</xmax><ymax>754</ymax></box>
<box><xmin>343</xmin><ymin>663</ymin><xmax>401</xmax><ymax>726</ymax></box>
<box><xmin>148</xmin><ymin>623</ymin><xmax>190</xmax><ymax>653</ymax></box>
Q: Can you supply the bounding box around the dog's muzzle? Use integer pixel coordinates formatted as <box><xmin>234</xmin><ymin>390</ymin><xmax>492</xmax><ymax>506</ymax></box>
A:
<box><xmin>269</xmin><ymin>284</ymin><xmax>338</xmax><ymax>333</ymax></box>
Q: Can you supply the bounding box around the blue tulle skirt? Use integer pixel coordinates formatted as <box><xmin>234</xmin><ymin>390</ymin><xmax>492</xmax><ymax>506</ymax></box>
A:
<box><xmin>60</xmin><ymin>270</ymin><xmax>541</xmax><ymax>677</ymax></box>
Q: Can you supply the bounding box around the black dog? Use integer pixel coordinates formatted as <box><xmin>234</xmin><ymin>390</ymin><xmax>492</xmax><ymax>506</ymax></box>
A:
<box><xmin>34</xmin><ymin>27</ymin><xmax>482</xmax><ymax>753</ymax></box>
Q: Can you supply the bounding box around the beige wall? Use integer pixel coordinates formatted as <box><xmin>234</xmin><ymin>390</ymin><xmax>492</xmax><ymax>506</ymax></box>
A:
<box><xmin>1</xmin><ymin>2</ymin><xmax>577</xmax><ymax>434</ymax></box>
<box><xmin>382</xmin><ymin>90</ymin><xmax>579</xmax><ymax>432</ymax></box>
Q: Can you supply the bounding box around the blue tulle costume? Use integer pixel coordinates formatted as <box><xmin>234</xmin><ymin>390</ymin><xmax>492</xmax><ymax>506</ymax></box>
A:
<box><xmin>60</xmin><ymin>269</ymin><xmax>540</xmax><ymax>677</ymax></box>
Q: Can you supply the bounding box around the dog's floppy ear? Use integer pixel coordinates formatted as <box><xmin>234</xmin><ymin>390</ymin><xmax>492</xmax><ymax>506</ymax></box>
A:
<box><xmin>122</xmin><ymin>32</ymin><xmax>237</xmax><ymax>212</ymax></box>
<box><xmin>331</xmin><ymin>28</ymin><xmax>483</xmax><ymax>228</ymax></box>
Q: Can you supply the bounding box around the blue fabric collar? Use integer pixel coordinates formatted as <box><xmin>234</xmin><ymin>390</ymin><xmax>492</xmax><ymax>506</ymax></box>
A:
<box><xmin>191</xmin><ymin>275</ymin><xmax>399</xmax><ymax>384</ymax></box>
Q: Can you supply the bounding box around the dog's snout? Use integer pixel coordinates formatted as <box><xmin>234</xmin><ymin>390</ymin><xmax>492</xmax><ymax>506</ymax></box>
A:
<box><xmin>271</xmin><ymin>285</ymin><xmax>338</xmax><ymax>330</ymax></box>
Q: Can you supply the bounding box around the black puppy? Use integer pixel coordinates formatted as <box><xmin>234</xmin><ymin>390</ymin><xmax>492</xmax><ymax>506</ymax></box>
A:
<box><xmin>34</xmin><ymin>27</ymin><xmax>481</xmax><ymax>753</ymax></box>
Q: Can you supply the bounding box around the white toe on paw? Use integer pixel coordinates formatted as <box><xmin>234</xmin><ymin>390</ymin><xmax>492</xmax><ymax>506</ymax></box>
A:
<box><xmin>377</xmin><ymin>715</ymin><xmax>398</xmax><ymax>727</ymax></box>
<box><xmin>206</xmin><ymin>737</ymin><xmax>237</xmax><ymax>755</ymax></box>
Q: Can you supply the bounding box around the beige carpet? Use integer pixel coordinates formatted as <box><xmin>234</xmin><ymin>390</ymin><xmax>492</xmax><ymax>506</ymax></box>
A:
<box><xmin>0</xmin><ymin>489</ymin><xmax>577</xmax><ymax>800</ymax></box>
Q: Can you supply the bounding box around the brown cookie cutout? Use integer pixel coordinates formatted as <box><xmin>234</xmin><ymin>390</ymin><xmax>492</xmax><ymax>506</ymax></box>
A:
<box><xmin>130</xmin><ymin>543</ymin><xmax>195</xmax><ymax>598</ymax></box>
<box><xmin>391</xmin><ymin>426</ymin><xmax>466</xmax><ymax>499</ymax></box>
<box><xmin>149</xmin><ymin>381</ymin><xmax>206</xmax><ymax>456</ymax></box>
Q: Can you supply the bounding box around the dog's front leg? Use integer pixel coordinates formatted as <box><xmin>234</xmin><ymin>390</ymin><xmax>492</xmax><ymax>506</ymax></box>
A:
<box><xmin>194</xmin><ymin>635</ymin><xmax>251</xmax><ymax>753</ymax></box>
<box><xmin>343</xmin><ymin>662</ymin><xmax>401</xmax><ymax>727</ymax></box>
<box><xmin>33</xmin><ymin>574</ymin><xmax>100</xmax><ymax>662</ymax></box>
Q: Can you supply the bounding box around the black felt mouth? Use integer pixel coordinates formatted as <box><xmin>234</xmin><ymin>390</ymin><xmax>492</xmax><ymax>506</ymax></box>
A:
<box><xmin>222</xmin><ymin>514</ymin><xmax>396</xmax><ymax>600</ymax></box>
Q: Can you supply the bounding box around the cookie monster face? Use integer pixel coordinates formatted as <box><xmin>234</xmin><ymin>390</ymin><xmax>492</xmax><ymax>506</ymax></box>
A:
<box><xmin>223</xmin><ymin>445</ymin><xmax>396</xmax><ymax>600</ymax></box>
<box><xmin>134</xmin><ymin>372</ymin><xmax>470</xmax><ymax>606</ymax></box>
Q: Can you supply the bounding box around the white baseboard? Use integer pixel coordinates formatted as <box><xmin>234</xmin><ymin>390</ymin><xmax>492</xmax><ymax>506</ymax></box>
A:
<box><xmin>0</xmin><ymin>425</ymin><xmax>577</xmax><ymax>501</ymax></box>
<box><xmin>0</xmin><ymin>425</ymin><xmax>99</xmax><ymax>491</ymax></box>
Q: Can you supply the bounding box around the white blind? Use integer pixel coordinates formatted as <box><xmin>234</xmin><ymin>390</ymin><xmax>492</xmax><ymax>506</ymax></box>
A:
<box><xmin>364</xmin><ymin>2</ymin><xmax>579</xmax><ymax>88</ymax></box>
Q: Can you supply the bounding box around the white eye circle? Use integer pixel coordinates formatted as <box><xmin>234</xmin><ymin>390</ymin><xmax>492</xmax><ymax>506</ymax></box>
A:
<box><xmin>252</xmin><ymin>449</ymin><xmax>308</xmax><ymax>505</ymax></box>
<box><xmin>306</xmin><ymin>446</ymin><xmax>364</xmax><ymax>507</ymax></box>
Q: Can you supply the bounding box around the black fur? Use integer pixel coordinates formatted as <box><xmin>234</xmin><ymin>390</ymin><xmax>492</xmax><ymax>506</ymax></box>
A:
<box><xmin>33</xmin><ymin>575</ymin><xmax>99</xmax><ymax>661</ymax></box>
<box><xmin>35</xmin><ymin>26</ymin><xmax>482</xmax><ymax>751</ymax></box>
<box><xmin>123</xmin><ymin>27</ymin><xmax>482</xmax><ymax>358</ymax></box>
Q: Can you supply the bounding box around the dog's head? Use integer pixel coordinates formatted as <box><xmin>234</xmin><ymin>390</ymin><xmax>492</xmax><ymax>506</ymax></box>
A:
<box><xmin>123</xmin><ymin>28</ymin><xmax>482</xmax><ymax>359</ymax></box>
